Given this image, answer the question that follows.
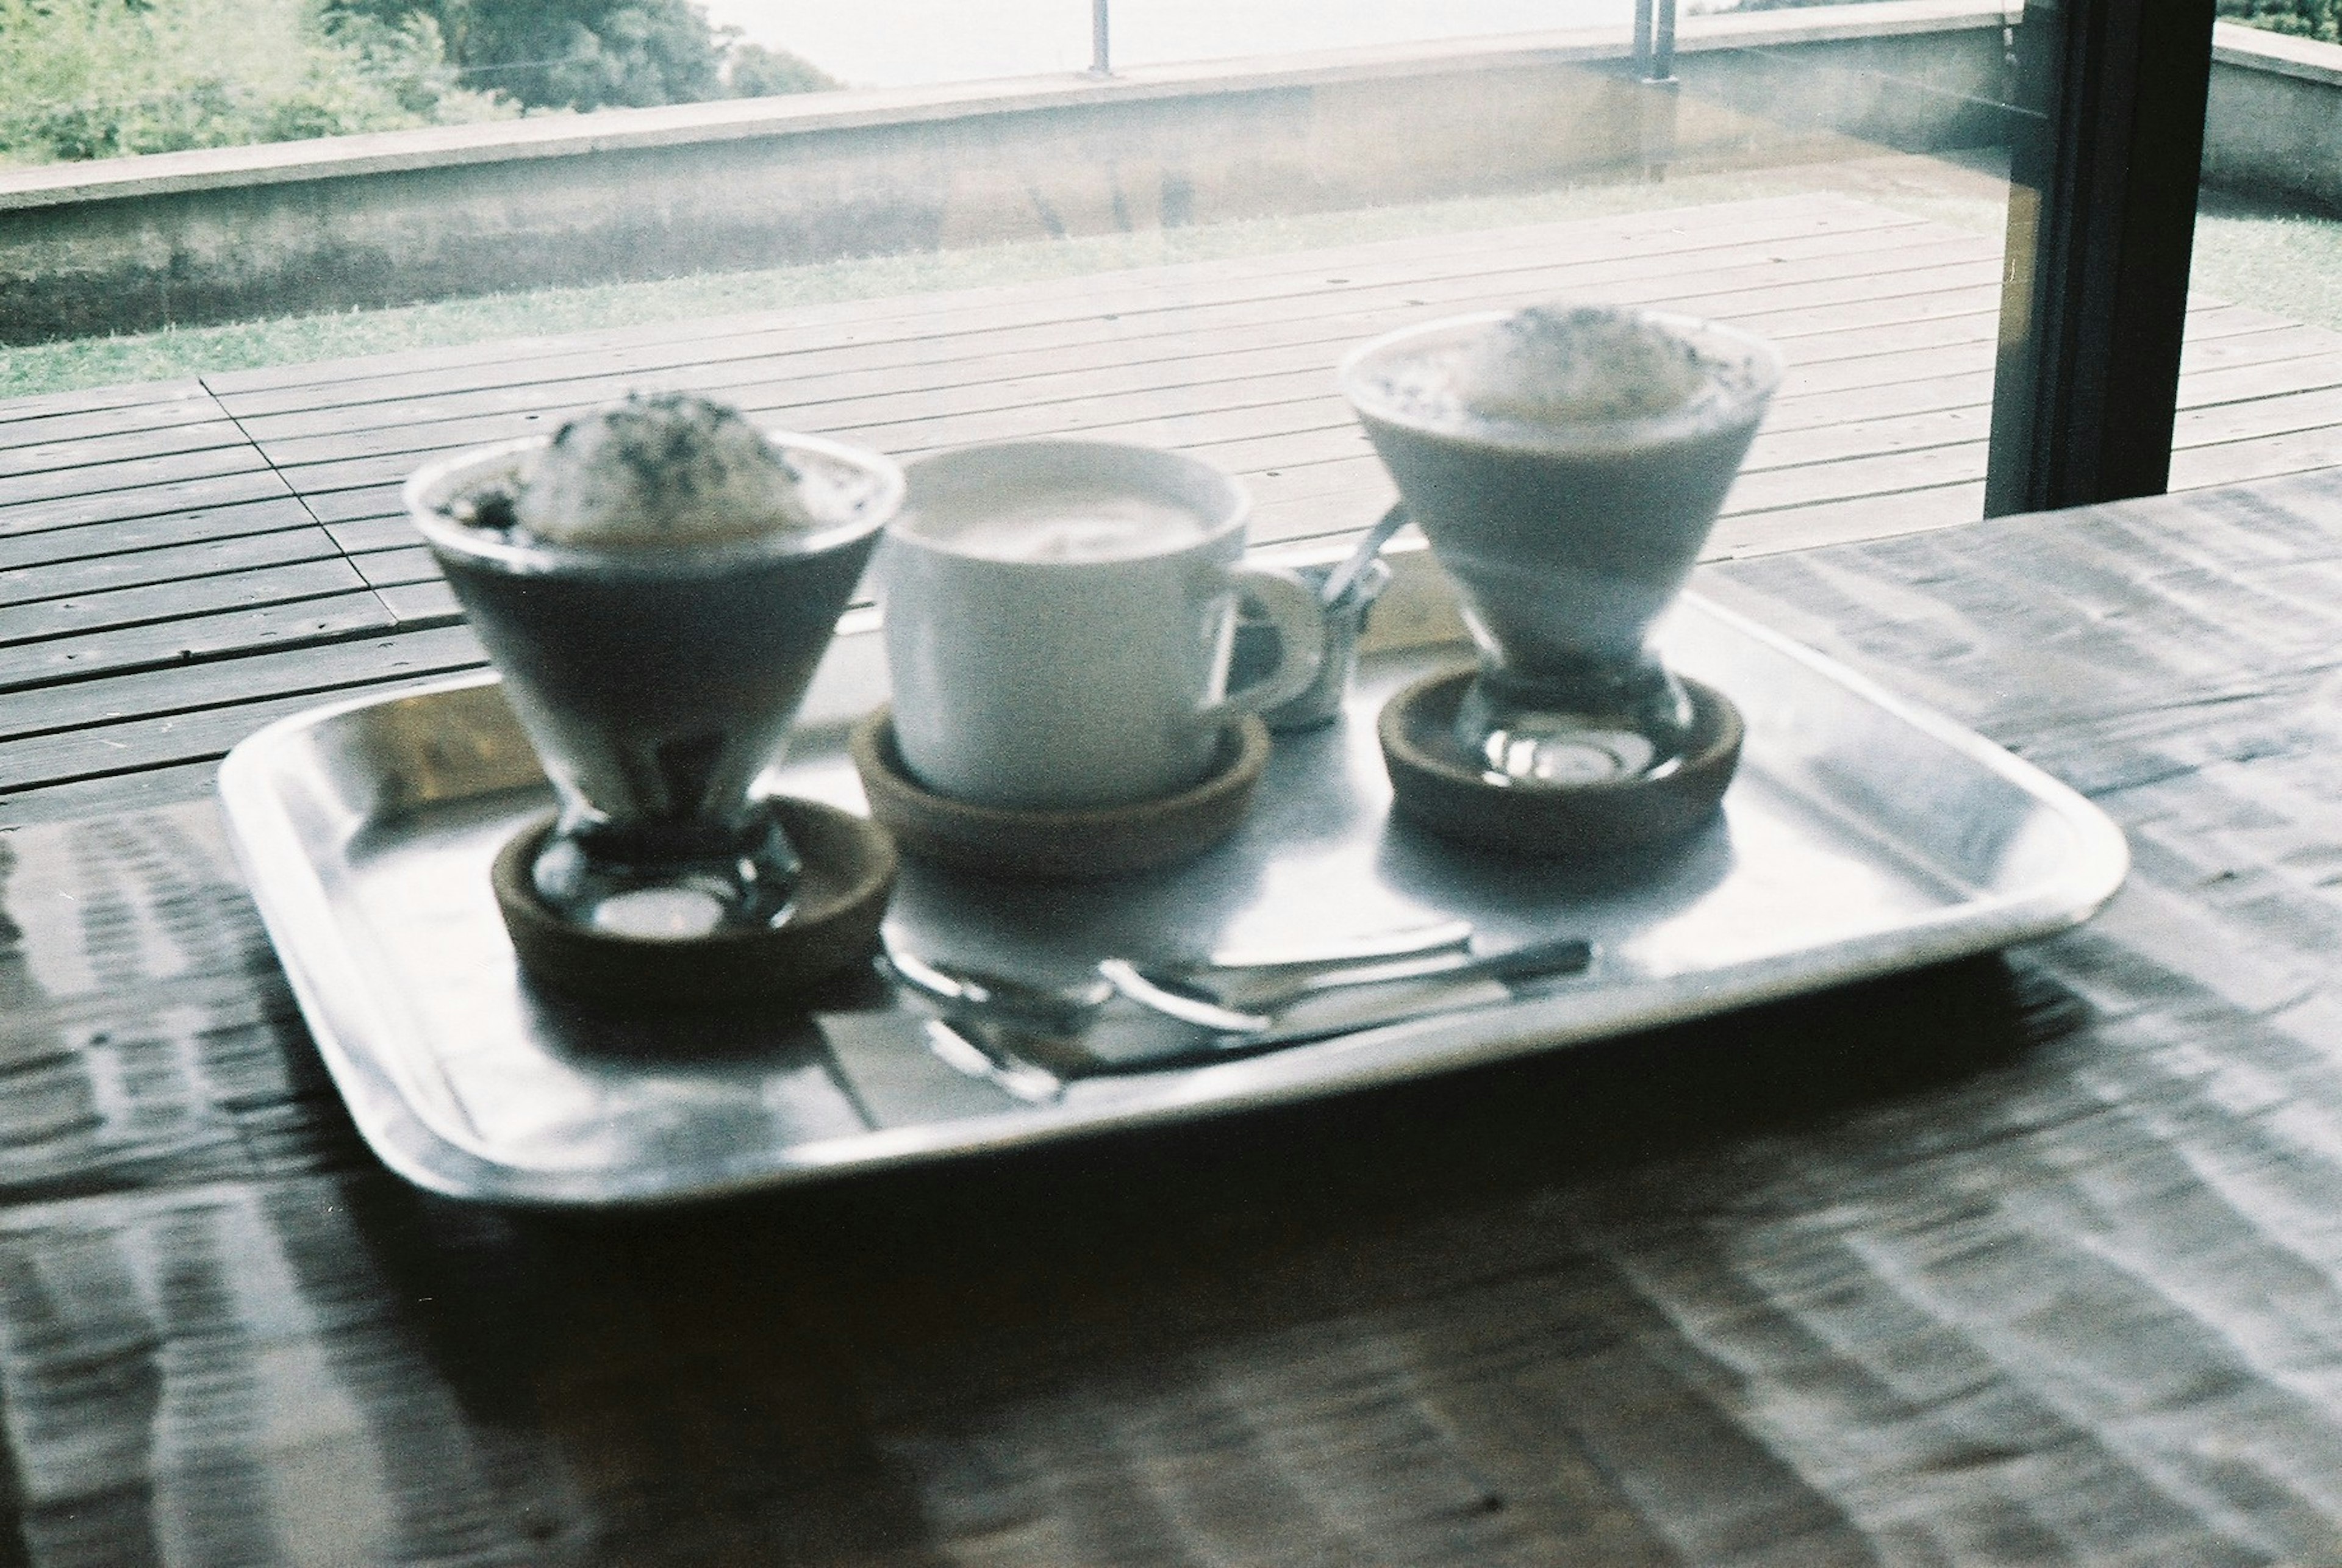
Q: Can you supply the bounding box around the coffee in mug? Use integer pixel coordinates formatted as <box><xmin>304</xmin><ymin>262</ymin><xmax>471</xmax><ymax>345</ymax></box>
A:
<box><xmin>878</xmin><ymin>441</ymin><xmax>1325</xmax><ymax>811</ymax></box>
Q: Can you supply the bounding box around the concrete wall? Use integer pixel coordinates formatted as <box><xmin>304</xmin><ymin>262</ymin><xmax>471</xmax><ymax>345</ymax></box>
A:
<box><xmin>2204</xmin><ymin>23</ymin><xmax>2342</xmax><ymax>218</ymax></box>
<box><xmin>0</xmin><ymin>1</ymin><xmax>2016</xmax><ymax>345</ymax></box>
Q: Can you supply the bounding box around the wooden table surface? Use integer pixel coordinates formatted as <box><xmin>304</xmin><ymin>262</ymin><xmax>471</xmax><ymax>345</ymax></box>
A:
<box><xmin>13</xmin><ymin>197</ymin><xmax>2342</xmax><ymax>1563</ymax></box>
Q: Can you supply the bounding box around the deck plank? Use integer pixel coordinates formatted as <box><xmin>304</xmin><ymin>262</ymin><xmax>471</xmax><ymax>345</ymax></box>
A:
<box><xmin>2176</xmin><ymin>382</ymin><xmax>2342</xmax><ymax>449</ymax></box>
<box><xmin>374</xmin><ymin>580</ymin><xmax>462</xmax><ymax>626</ymax></box>
<box><xmin>255</xmin><ymin>262</ymin><xmax>2023</xmax><ymax>516</ymax></box>
<box><xmin>197</xmin><ymin>193</ymin><xmax>1886</xmax><ymax>393</ymax></box>
<box><xmin>0</xmin><ymin>496</ymin><xmax>318</xmax><ymax>574</ymax></box>
<box><xmin>0</xmin><ymin>624</ymin><xmax>483</xmax><ymax>745</ymax></box>
<box><xmin>0</xmin><ymin>469</ymin><xmax>301</xmax><ymax>542</ymax></box>
<box><xmin>0</xmin><ymin>378</ymin><xmax>211</xmax><ymax>426</ymax></box>
<box><xmin>0</xmin><ymin>418</ymin><xmax>261</xmax><ymax>485</ymax></box>
<box><xmin>2170</xmin><ymin>425</ymin><xmax>2342</xmax><ymax>491</ymax></box>
<box><xmin>0</xmin><ymin>442</ymin><xmax>267</xmax><ymax>514</ymax></box>
<box><xmin>0</xmin><ymin>527</ymin><xmax>343</xmax><ymax>611</ymax></box>
<box><xmin>0</xmin><ymin>756</ymin><xmax>231</xmax><ymax>822</ymax></box>
<box><xmin>0</xmin><ymin>557</ymin><xmax>366</xmax><ymax>648</ymax></box>
<box><xmin>227</xmin><ymin>223</ymin><xmax>1979</xmax><ymax>452</ymax></box>
<box><xmin>0</xmin><ymin>589</ymin><xmax>396</xmax><ymax>697</ymax></box>
<box><xmin>0</xmin><ymin>655</ymin><xmax>486</xmax><ymax>794</ymax></box>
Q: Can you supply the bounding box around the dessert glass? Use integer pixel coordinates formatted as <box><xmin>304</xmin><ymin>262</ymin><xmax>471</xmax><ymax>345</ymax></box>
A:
<box><xmin>407</xmin><ymin>431</ymin><xmax>903</xmax><ymax>940</ymax></box>
<box><xmin>1341</xmin><ymin>305</ymin><xmax>1780</xmax><ymax>787</ymax></box>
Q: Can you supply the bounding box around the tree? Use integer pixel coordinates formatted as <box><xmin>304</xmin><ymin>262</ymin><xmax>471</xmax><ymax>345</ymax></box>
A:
<box><xmin>726</xmin><ymin>40</ymin><xmax>833</xmax><ymax>98</ymax></box>
<box><xmin>2217</xmin><ymin>0</ymin><xmax>2341</xmax><ymax>41</ymax></box>
<box><xmin>329</xmin><ymin>0</ymin><xmax>836</xmax><ymax>111</ymax></box>
<box><xmin>0</xmin><ymin>0</ymin><xmax>510</xmax><ymax>165</ymax></box>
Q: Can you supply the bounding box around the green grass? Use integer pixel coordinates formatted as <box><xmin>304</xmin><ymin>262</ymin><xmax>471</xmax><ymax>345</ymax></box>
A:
<box><xmin>5</xmin><ymin>157</ymin><xmax>2340</xmax><ymax>403</ymax></box>
<box><xmin>2191</xmin><ymin>196</ymin><xmax>2342</xmax><ymax>331</ymax></box>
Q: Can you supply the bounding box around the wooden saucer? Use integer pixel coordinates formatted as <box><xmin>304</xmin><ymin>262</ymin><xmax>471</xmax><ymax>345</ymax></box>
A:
<box><xmin>850</xmin><ymin>708</ymin><xmax>1270</xmax><ymax>879</ymax></box>
<box><xmin>1378</xmin><ymin>668</ymin><xmax>1742</xmax><ymax>854</ymax></box>
<box><xmin>491</xmin><ymin>798</ymin><xmax>898</xmax><ymax>1008</ymax></box>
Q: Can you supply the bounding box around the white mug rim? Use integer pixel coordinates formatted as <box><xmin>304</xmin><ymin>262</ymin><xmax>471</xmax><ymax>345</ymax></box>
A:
<box><xmin>888</xmin><ymin>439</ymin><xmax>1249</xmax><ymax>567</ymax></box>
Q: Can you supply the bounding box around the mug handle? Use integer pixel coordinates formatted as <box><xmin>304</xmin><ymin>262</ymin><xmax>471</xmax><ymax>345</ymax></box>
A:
<box><xmin>1198</xmin><ymin>565</ymin><xmax>1328</xmax><ymax>726</ymax></box>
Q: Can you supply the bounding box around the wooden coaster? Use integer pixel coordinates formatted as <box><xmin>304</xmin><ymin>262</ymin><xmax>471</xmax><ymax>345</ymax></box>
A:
<box><xmin>491</xmin><ymin>797</ymin><xmax>898</xmax><ymax>1008</ymax></box>
<box><xmin>1378</xmin><ymin>668</ymin><xmax>1743</xmax><ymax>855</ymax></box>
<box><xmin>850</xmin><ymin>708</ymin><xmax>1270</xmax><ymax>879</ymax></box>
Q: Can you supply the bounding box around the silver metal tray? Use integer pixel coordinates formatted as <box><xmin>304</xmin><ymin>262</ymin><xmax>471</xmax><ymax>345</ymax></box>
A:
<box><xmin>217</xmin><ymin>545</ymin><xmax>2129</xmax><ymax>1208</ymax></box>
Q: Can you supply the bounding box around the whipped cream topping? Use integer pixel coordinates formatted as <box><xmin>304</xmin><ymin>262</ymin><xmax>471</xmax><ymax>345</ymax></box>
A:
<box><xmin>512</xmin><ymin>392</ymin><xmax>819</xmax><ymax>548</ymax></box>
<box><xmin>1356</xmin><ymin>304</ymin><xmax>1774</xmax><ymax>445</ymax></box>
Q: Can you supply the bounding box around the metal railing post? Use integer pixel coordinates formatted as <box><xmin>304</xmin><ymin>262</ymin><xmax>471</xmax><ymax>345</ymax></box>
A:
<box><xmin>1631</xmin><ymin>0</ymin><xmax>1675</xmax><ymax>82</ymax></box>
<box><xmin>1631</xmin><ymin>0</ymin><xmax>1679</xmax><ymax>180</ymax></box>
<box><xmin>1090</xmin><ymin>0</ymin><xmax>1112</xmax><ymax>76</ymax></box>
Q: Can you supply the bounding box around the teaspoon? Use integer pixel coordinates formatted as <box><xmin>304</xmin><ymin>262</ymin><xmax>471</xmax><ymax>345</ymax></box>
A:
<box><xmin>1100</xmin><ymin>932</ymin><xmax>1594</xmax><ymax>1034</ymax></box>
<box><xmin>1315</xmin><ymin>502</ymin><xmax>1410</xmax><ymax>607</ymax></box>
<box><xmin>883</xmin><ymin>918</ymin><xmax>1474</xmax><ymax>1027</ymax></box>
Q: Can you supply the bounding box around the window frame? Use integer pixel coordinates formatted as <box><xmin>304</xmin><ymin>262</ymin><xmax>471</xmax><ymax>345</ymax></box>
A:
<box><xmin>1985</xmin><ymin>0</ymin><xmax>2220</xmax><ymax>515</ymax></box>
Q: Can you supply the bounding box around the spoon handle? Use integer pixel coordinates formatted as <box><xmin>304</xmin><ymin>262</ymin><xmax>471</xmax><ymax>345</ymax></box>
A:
<box><xmin>1206</xmin><ymin>917</ymin><xmax>1470</xmax><ymax>971</ymax></box>
<box><xmin>1104</xmin><ymin>933</ymin><xmax>1595</xmax><ymax>1034</ymax></box>
<box><xmin>879</xmin><ymin>937</ymin><xmax>1108</xmax><ymax>1025</ymax></box>
<box><xmin>1096</xmin><ymin>959</ymin><xmax>1267</xmax><ymax>1033</ymax></box>
<box><xmin>885</xmin><ymin>918</ymin><xmax>1473</xmax><ymax>1023</ymax></box>
<box><xmin>1316</xmin><ymin>502</ymin><xmax>1409</xmax><ymax>607</ymax></box>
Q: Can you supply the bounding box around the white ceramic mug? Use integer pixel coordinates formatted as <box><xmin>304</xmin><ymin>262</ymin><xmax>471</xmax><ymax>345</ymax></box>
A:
<box><xmin>878</xmin><ymin>440</ymin><xmax>1327</xmax><ymax>811</ymax></box>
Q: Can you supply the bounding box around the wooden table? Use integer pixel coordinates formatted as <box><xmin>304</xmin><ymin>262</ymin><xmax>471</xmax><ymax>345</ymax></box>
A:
<box><xmin>13</xmin><ymin>199</ymin><xmax>2342</xmax><ymax>1563</ymax></box>
<box><xmin>11</xmin><ymin>480</ymin><xmax>2342</xmax><ymax>1568</ymax></box>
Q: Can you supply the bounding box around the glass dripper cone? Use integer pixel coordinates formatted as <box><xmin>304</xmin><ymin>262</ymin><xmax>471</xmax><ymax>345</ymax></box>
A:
<box><xmin>409</xmin><ymin>427</ymin><xmax>903</xmax><ymax>940</ymax></box>
<box><xmin>1341</xmin><ymin>303</ymin><xmax>1781</xmax><ymax>794</ymax></box>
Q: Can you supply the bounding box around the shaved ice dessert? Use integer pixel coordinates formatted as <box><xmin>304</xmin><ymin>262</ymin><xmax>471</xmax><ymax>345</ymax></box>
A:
<box><xmin>407</xmin><ymin>395</ymin><xmax>903</xmax><ymax>937</ymax></box>
<box><xmin>1341</xmin><ymin>303</ymin><xmax>1780</xmax><ymax>783</ymax></box>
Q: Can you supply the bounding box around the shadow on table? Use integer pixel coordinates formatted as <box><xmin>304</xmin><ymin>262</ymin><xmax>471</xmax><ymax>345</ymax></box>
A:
<box><xmin>312</xmin><ymin>949</ymin><xmax>2087</xmax><ymax>1560</ymax></box>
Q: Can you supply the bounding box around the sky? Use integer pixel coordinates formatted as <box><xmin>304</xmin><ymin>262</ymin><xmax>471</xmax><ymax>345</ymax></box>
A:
<box><xmin>700</xmin><ymin>0</ymin><xmax>1641</xmax><ymax>88</ymax></box>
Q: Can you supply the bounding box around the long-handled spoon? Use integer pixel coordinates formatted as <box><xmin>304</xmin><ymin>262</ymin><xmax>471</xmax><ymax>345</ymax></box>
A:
<box><xmin>923</xmin><ymin>1018</ymin><xmax>1064</xmax><ymax>1103</ymax></box>
<box><xmin>1314</xmin><ymin>502</ymin><xmax>1409</xmax><ymax>607</ymax></box>
<box><xmin>881</xmin><ymin>933</ymin><xmax>1110</xmax><ymax>1028</ymax></box>
<box><xmin>1098</xmin><ymin>932</ymin><xmax>1594</xmax><ymax>1034</ymax></box>
<box><xmin>883</xmin><ymin>918</ymin><xmax>1473</xmax><ymax>1028</ymax></box>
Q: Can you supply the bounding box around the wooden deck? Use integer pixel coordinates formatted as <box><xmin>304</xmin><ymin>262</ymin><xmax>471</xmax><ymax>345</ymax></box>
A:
<box><xmin>9</xmin><ymin>188</ymin><xmax>2342</xmax><ymax>826</ymax></box>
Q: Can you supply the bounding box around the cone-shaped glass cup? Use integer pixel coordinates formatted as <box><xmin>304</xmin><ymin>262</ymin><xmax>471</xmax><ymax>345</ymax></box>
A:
<box><xmin>1341</xmin><ymin>305</ymin><xmax>1780</xmax><ymax>786</ymax></box>
<box><xmin>407</xmin><ymin>432</ymin><xmax>903</xmax><ymax>938</ymax></box>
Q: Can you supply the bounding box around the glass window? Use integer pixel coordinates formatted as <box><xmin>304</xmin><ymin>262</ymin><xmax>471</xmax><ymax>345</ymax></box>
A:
<box><xmin>0</xmin><ymin>0</ymin><xmax>2219</xmax><ymax>540</ymax></box>
<box><xmin>2172</xmin><ymin>9</ymin><xmax>2342</xmax><ymax>497</ymax></box>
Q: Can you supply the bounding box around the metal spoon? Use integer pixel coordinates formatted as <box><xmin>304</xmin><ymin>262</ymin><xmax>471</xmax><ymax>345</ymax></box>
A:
<box><xmin>881</xmin><ymin>933</ymin><xmax>1111</xmax><ymax>1028</ymax></box>
<box><xmin>1315</xmin><ymin>502</ymin><xmax>1409</xmax><ymax>607</ymax></box>
<box><xmin>1099</xmin><ymin>932</ymin><xmax>1595</xmax><ymax>1034</ymax></box>
<box><xmin>923</xmin><ymin>1017</ymin><xmax>1064</xmax><ymax>1103</ymax></box>
<box><xmin>1204</xmin><ymin>917</ymin><xmax>1469</xmax><ymax>970</ymax></box>
<box><xmin>883</xmin><ymin>918</ymin><xmax>1474</xmax><ymax>1028</ymax></box>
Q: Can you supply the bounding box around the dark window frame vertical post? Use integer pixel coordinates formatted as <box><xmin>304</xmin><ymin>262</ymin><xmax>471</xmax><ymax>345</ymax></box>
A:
<box><xmin>1984</xmin><ymin>0</ymin><xmax>2218</xmax><ymax>517</ymax></box>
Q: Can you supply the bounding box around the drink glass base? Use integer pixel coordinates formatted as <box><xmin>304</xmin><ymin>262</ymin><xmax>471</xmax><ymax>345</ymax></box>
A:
<box><xmin>1379</xmin><ymin>667</ymin><xmax>1743</xmax><ymax>855</ymax></box>
<box><xmin>489</xmin><ymin>801</ymin><xmax>900</xmax><ymax>1007</ymax></box>
<box><xmin>1453</xmin><ymin>662</ymin><xmax>1697</xmax><ymax>788</ymax></box>
<box><xmin>528</xmin><ymin>803</ymin><xmax>804</xmax><ymax>939</ymax></box>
